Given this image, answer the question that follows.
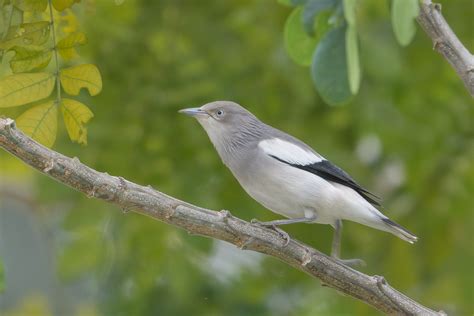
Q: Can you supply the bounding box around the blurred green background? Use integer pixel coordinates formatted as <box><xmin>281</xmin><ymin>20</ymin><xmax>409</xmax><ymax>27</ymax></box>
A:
<box><xmin>0</xmin><ymin>0</ymin><xmax>473</xmax><ymax>315</ymax></box>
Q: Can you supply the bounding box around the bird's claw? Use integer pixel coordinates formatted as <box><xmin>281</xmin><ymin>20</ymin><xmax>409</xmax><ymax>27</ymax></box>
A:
<box><xmin>250</xmin><ymin>219</ymin><xmax>290</xmax><ymax>246</ymax></box>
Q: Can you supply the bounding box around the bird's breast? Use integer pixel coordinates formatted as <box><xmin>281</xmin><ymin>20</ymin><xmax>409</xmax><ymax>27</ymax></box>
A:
<box><xmin>228</xmin><ymin>152</ymin><xmax>336</xmax><ymax>221</ymax></box>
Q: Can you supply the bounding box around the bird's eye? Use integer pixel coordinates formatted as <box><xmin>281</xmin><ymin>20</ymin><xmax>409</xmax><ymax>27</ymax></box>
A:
<box><xmin>216</xmin><ymin>109</ymin><xmax>224</xmax><ymax>117</ymax></box>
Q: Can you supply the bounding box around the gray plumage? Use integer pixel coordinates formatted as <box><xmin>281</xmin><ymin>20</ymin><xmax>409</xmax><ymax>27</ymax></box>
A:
<box><xmin>179</xmin><ymin>101</ymin><xmax>417</xmax><ymax>249</ymax></box>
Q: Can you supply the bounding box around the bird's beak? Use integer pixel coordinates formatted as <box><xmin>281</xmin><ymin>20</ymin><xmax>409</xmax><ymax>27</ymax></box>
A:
<box><xmin>178</xmin><ymin>107</ymin><xmax>209</xmax><ymax>117</ymax></box>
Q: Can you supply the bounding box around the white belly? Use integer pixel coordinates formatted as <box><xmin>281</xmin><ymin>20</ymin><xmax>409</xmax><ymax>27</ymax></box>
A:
<box><xmin>235</xmin><ymin>161</ymin><xmax>340</xmax><ymax>224</ymax></box>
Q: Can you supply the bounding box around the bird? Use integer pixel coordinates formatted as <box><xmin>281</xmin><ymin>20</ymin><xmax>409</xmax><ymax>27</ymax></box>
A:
<box><xmin>179</xmin><ymin>101</ymin><xmax>417</xmax><ymax>265</ymax></box>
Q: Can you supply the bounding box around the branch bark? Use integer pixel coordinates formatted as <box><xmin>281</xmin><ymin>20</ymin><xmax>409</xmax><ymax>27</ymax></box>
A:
<box><xmin>0</xmin><ymin>117</ymin><xmax>443</xmax><ymax>315</ymax></box>
<box><xmin>416</xmin><ymin>0</ymin><xmax>474</xmax><ymax>97</ymax></box>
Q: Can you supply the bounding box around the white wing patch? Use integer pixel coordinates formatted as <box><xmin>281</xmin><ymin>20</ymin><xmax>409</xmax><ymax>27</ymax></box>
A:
<box><xmin>258</xmin><ymin>138</ymin><xmax>323</xmax><ymax>166</ymax></box>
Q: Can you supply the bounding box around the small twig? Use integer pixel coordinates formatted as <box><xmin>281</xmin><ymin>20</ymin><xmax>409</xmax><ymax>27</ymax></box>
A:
<box><xmin>416</xmin><ymin>0</ymin><xmax>474</xmax><ymax>96</ymax></box>
<box><xmin>0</xmin><ymin>117</ymin><xmax>440</xmax><ymax>315</ymax></box>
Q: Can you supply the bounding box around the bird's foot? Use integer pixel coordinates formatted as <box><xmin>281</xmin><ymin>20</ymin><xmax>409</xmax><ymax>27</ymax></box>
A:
<box><xmin>333</xmin><ymin>257</ymin><xmax>366</xmax><ymax>268</ymax></box>
<box><xmin>251</xmin><ymin>219</ymin><xmax>291</xmax><ymax>246</ymax></box>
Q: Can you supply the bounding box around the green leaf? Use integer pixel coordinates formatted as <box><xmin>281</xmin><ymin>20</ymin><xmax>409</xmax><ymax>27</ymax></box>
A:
<box><xmin>311</xmin><ymin>26</ymin><xmax>352</xmax><ymax>105</ymax></box>
<box><xmin>345</xmin><ymin>25</ymin><xmax>360</xmax><ymax>94</ymax></box>
<box><xmin>16</xmin><ymin>100</ymin><xmax>57</xmax><ymax>147</ymax></box>
<box><xmin>9</xmin><ymin>46</ymin><xmax>52</xmax><ymax>72</ymax></box>
<box><xmin>343</xmin><ymin>0</ymin><xmax>357</xmax><ymax>26</ymax></box>
<box><xmin>13</xmin><ymin>0</ymin><xmax>47</xmax><ymax>11</ymax></box>
<box><xmin>0</xmin><ymin>21</ymin><xmax>50</xmax><ymax>50</ymax></box>
<box><xmin>52</xmin><ymin>0</ymin><xmax>79</xmax><ymax>11</ymax></box>
<box><xmin>57</xmin><ymin>32</ymin><xmax>87</xmax><ymax>60</ymax></box>
<box><xmin>61</xmin><ymin>98</ymin><xmax>93</xmax><ymax>145</ymax></box>
<box><xmin>0</xmin><ymin>72</ymin><xmax>55</xmax><ymax>108</ymax></box>
<box><xmin>302</xmin><ymin>0</ymin><xmax>336</xmax><ymax>35</ymax></box>
<box><xmin>284</xmin><ymin>7</ymin><xmax>319</xmax><ymax>66</ymax></box>
<box><xmin>60</xmin><ymin>64</ymin><xmax>102</xmax><ymax>96</ymax></box>
<box><xmin>391</xmin><ymin>0</ymin><xmax>419</xmax><ymax>46</ymax></box>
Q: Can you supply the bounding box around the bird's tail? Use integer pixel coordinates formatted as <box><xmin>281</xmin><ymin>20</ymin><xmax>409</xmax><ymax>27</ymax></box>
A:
<box><xmin>381</xmin><ymin>217</ymin><xmax>418</xmax><ymax>244</ymax></box>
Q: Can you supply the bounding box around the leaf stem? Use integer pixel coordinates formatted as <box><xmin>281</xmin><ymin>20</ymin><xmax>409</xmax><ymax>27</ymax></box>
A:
<box><xmin>48</xmin><ymin>0</ymin><xmax>61</xmax><ymax>106</ymax></box>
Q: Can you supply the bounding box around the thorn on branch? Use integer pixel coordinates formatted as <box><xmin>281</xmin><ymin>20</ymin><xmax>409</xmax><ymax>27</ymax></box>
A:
<box><xmin>42</xmin><ymin>159</ymin><xmax>54</xmax><ymax>173</ymax></box>
<box><xmin>0</xmin><ymin>118</ymin><xmax>15</xmax><ymax>130</ymax></box>
<box><xmin>219</xmin><ymin>209</ymin><xmax>233</xmax><ymax>226</ymax></box>
<box><xmin>374</xmin><ymin>275</ymin><xmax>387</xmax><ymax>287</ymax></box>
<box><xmin>165</xmin><ymin>204</ymin><xmax>178</xmax><ymax>220</ymax></box>
<box><xmin>219</xmin><ymin>209</ymin><xmax>232</xmax><ymax>222</ymax></box>
<box><xmin>115</xmin><ymin>177</ymin><xmax>131</xmax><ymax>212</ymax></box>
<box><xmin>118</xmin><ymin>176</ymin><xmax>127</xmax><ymax>191</ymax></box>
<box><xmin>86</xmin><ymin>187</ymin><xmax>97</xmax><ymax>198</ymax></box>
<box><xmin>301</xmin><ymin>247</ymin><xmax>313</xmax><ymax>267</ymax></box>
<box><xmin>374</xmin><ymin>275</ymin><xmax>394</xmax><ymax>304</ymax></box>
<box><xmin>433</xmin><ymin>39</ymin><xmax>443</xmax><ymax>51</ymax></box>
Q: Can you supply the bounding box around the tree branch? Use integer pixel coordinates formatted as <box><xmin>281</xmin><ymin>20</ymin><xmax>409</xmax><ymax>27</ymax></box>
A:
<box><xmin>0</xmin><ymin>117</ymin><xmax>443</xmax><ymax>315</ymax></box>
<box><xmin>416</xmin><ymin>0</ymin><xmax>474</xmax><ymax>96</ymax></box>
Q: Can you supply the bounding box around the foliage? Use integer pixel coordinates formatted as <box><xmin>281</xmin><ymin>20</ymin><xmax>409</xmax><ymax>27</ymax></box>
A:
<box><xmin>0</xmin><ymin>0</ymin><xmax>100</xmax><ymax>147</ymax></box>
<box><xmin>281</xmin><ymin>0</ymin><xmax>419</xmax><ymax>105</ymax></box>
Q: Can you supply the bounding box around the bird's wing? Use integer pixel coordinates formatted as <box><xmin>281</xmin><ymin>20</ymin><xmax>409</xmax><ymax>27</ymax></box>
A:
<box><xmin>258</xmin><ymin>138</ymin><xmax>381</xmax><ymax>206</ymax></box>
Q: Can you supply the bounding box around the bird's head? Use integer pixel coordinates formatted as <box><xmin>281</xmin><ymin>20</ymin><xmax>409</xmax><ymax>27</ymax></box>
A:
<box><xmin>179</xmin><ymin>101</ymin><xmax>259</xmax><ymax>145</ymax></box>
<box><xmin>179</xmin><ymin>101</ymin><xmax>265</xmax><ymax>159</ymax></box>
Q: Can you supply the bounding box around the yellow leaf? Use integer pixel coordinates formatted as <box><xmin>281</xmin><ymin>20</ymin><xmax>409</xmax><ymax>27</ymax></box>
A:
<box><xmin>0</xmin><ymin>22</ymin><xmax>50</xmax><ymax>50</ymax></box>
<box><xmin>60</xmin><ymin>64</ymin><xmax>102</xmax><ymax>96</ymax></box>
<box><xmin>9</xmin><ymin>46</ymin><xmax>52</xmax><ymax>73</ymax></box>
<box><xmin>57</xmin><ymin>32</ymin><xmax>87</xmax><ymax>60</ymax></box>
<box><xmin>52</xmin><ymin>0</ymin><xmax>78</xmax><ymax>11</ymax></box>
<box><xmin>61</xmin><ymin>98</ymin><xmax>93</xmax><ymax>145</ymax></box>
<box><xmin>13</xmin><ymin>0</ymin><xmax>47</xmax><ymax>11</ymax></box>
<box><xmin>0</xmin><ymin>72</ymin><xmax>55</xmax><ymax>108</ymax></box>
<box><xmin>16</xmin><ymin>100</ymin><xmax>58</xmax><ymax>147</ymax></box>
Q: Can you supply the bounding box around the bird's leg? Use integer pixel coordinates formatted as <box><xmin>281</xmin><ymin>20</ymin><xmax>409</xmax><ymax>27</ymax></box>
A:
<box><xmin>331</xmin><ymin>219</ymin><xmax>366</xmax><ymax>267</ymax></box>
<box><xmin>331</xmin><ymin>219</ymin><xmax>342</xmax><ymax>258</ymax></box>
<box><xmin>251</xmin><ymin>217</ymin><xmax>316</xmax><ymax>226</ymax></box>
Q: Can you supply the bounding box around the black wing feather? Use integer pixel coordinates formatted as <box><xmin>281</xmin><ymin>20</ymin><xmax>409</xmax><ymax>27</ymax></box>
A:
<box><xmin>270</xmin><ymin>156</ymin><xmax>381</xmax><ymax>206</ymax></box>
